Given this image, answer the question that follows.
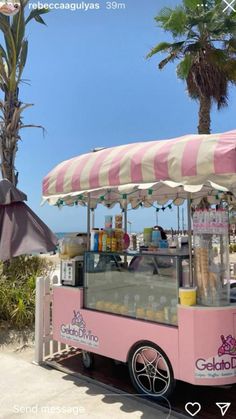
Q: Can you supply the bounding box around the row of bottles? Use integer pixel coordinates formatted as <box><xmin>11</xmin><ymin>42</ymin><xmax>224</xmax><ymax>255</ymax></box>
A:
<box><xmin>90</xmin><ymin>229</ymin><xmax>124</xmax><ymax>252</ymax></box>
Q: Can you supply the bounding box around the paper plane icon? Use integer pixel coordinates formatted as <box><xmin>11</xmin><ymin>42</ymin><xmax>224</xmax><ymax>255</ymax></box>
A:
<box><xmin>216</xmin><ymin>403</ymin><xmax>231</xmax><ymax>417</ymax></box>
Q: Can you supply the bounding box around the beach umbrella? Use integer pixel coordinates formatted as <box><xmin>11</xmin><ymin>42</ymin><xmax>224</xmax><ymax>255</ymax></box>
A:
<box><xmin>0</xmin><ymin>179</ymin><xmax>58</xmax><ymax>261</ymax></box>
<box><xmin>42</xmin><ymin>130</ymin><xmax>236</xmax><ymax>208</ymax></box>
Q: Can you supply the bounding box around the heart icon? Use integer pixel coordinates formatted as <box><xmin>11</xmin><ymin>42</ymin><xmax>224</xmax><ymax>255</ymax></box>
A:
<box><xmin>185</xmin><ymin>402</ymin><xmax>201</xmax><ymax>417</ymax></box>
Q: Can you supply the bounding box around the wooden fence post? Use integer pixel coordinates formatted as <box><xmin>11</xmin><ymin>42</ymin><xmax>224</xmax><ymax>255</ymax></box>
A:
<box><xmin>44</xmin><ymin>277</ymin><xmax>51</xmax><ymax>357</ymax></box>
<box><xmin>34</xmin><ymin>277</ymin><xmax>44</xmax><ymax>365</ymax></box>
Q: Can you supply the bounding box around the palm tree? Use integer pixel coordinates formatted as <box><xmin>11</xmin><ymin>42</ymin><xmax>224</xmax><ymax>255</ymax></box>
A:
<box><xmin>147</xmin><ymin>0</ymin><xmax>236</xmax><ymax>134</ymax></box>
<box><xmin>0</xmin><ymin>1</ymin><xmax>49</xmax><ymax>185</ymax></box>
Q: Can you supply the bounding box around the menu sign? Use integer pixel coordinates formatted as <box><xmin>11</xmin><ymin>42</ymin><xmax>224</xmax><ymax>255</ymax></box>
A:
<box><xmin>193</xmin><ymin>209</ymin><xmax>228</xmax><ymax>235</ymax></box>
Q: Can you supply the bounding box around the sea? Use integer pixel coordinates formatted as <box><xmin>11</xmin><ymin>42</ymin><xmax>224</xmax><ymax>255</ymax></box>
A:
<box><xmin>54</xmin><ymin>232</ymin><xmax>79</xmax><ymax>253</ymax></box>
<box><xmin>55</xmin><ymin>232</ymin><xmax>79</xmax><ymax>240</ymax></box>
<box><xmin>55</xmin><ymin>232</ymin><xmax>66</xmax><ymax>241</ymax></box>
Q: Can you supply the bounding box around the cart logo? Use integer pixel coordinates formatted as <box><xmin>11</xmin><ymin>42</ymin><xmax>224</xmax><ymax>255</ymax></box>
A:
<box><xmin>72</xmin><ymin>310</ymin><xmax>86</xmax><ymax>329</ymax></box>
<box><xmin>218</xmin><ymin>335</ymin><xmax>236</xmax><ymax>356</ymax></box>
<box><xmin>195</xmin><ymin>335</ymin><xmax>236</xmax><ymax>379</ymax></box>
<box><xmin>60</xmin><ymin>310</ymin><xmax>99</xmax><ymax>348</ymax></box>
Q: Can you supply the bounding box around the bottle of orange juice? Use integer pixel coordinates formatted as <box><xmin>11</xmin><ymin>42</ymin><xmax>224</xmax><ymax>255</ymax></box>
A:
<box><xmin>111</xmin><ymin>230</ymin><xmax>117</xmax><ymax>252</ymax></box>
<box><xmin>106</xmin><ymin>230</ymin><xmax>111</xmax><ymax>251</ymax></box>
<box><xmin>98</xmin><ymin>230</ymin><xmax>103</xmax><ymax>252</ymax></box>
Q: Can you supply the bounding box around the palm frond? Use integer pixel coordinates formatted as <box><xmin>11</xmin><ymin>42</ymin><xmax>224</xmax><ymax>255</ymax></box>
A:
<box><xmin>34</xmin><ymin>15</ymin><xmax>47</xmax><ymax>25</ymax></box>
<box><xmin>0</xmin><ymin>53</ymin><xmax>8</xmax><ymax>84</ymax></box>
<box><xmin>148</xmin><ymin>0</ymin><xmax>236</xmax><ymax>114</ymax></box>
<box><xmin>6</xmin><ymin>103</ymin><xmax>33</xmax><ymax>133</ymax></box>
<box><xmin>225</xmin><ymin>37</ymin><xmax>236</xmax><ymax>52</ymax></box>
<box><xmin>25</xmin><ymin>8</ymin><xmax>49</xmax><ymax>25</ymax></box>
<box><xmin>147</xmin><ymin>41</ymin><xmax>184</xmax><ymax>59</ymax></box>
<box><xmin>155</xmin><ymin>6</ymin><xmax>187</xmax><ymax>37</ymax></box>
<box><xmin>183</xmin><ymin>0</ymin><xmax>200</xmax><ymax>11</ymax></box>
<box><xmin>159</xmin><ymin>52</ymin><xmax>179</xmax><ymax>69</ymax></box>
<box><xmin>17</xmin><ymin>39</ymin><xmax>28</xmax><ymax>82</ymax></box>
<box><xmin>20</xmin><ymin>124</ymin><xmax>46</xmax><ymax>137</ymax></box>
<box><xmin>12</xmin><ymin>1</ymin><xmax>26</xmax><ymax>59</ymax></box>
<box><xmin>177</xmin><ymin>54</ymin><xmax>193</xmax><ymax>79</ymax></box>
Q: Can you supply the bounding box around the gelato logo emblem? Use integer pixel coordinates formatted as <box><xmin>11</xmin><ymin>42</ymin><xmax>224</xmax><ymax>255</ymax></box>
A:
<box><xmin>71</xmin><ymin>310</ymin><xmax>86</xmax><ymax>329</ymax></box>
<box><xmin>60</xmin><ymin>310</ymin><xmax>99</xmax><ymax>348</ymax></box>
<box><xmin>218</xmin><ymin>335</ymin><xmax>236</xmax><ymax>356</ymax></box>
<box><xmin>195</xmin><ymin>334</ymin><xmax>236</xmax><ymax>378</ymax></box>
<box><xmin>0</xmin><ymin>1</ymin><xmax>20</xmax><ymax>15</ymax></box>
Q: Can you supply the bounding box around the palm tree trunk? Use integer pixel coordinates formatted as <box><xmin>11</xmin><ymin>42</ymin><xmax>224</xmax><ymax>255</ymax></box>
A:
<box><xmin>0</xmin><ymin>142</ymin><xmax>17</xmax><ymax>185</ymax></box>
<box><xmin>198</xmin><ymin>96</ymin><xmax>211</xmax><ymax>134</ymax></box>
<box><xmin>0</xmin><ymin>91</ymin><xmax>19</xmax><ymax>186</ymax></box>
<box><xmin>197</xmin><ymin>95</ymin><xmax>211</xmax><ymax>209</ymax></box>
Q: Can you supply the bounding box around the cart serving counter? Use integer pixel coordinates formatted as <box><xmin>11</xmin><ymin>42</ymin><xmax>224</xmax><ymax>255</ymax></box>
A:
<box><xmin>43</xmin><ymin>130</ymin><xmax>236</xmax><ymax>397</ymax></box>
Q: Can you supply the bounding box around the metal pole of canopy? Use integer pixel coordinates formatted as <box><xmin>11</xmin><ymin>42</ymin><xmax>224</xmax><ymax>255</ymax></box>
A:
<box><xmin>177</xmin><ymin>206</ymin><xmax>180</xmax><ymax>235</ymax></box>
<box><xmin>87</xmin><ymin>193</ymin><xmax>91</xmax><ymax>251</ymax></box>
<box><xmin>187</xmin><ymin>193</ymin><xmax>193</xmax><ymax>287</ymax></box>
<box><xmin>123</xmin><ymin>199</ymin><xmax>128</xmax><ymax>267</ymax></box>
<box><xmin>124</xmin><ymin>200</ymin><xmax>128</xmax><ymax>234</ymax></box>
<box><xmin>91</xmin><ymin>208</ymin><xmax>95</xmax><ymax>230</ymax></box>
<box><xmin>156</xmin><ymin>210</ymin><xmax>159</xmax><ymax>226</ymax></box>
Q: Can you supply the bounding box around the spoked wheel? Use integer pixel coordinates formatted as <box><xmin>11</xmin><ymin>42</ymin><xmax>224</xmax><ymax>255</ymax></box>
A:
<box><xmin>81</xmin><ymin>351</ymin><xmax>94</xmax><ymax>369</ymax></box>
<box><xmin>128</xmin><ymin>341</ymin><xmax>175</xmax><ymax>398</ymax></box>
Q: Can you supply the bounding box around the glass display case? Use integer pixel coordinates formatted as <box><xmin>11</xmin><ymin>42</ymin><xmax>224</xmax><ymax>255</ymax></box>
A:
<box><xmin>83</xmin><ymin>250</ymin><xmax>190</xmax><ymax>326</ymax></box>
<box><xmin>193</xmin><ymin>209</ymin><xmax>230</xmax><ymax>306</ymax></box>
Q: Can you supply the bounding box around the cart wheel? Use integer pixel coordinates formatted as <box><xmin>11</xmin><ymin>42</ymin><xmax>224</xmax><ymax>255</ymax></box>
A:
<box><xmin>128</xmin><ymin>341</ymin><xmax>175</xmax><ymax>398</ymax></box>
<box><xmin>81</xmin><ymin>351</ymin><xmax>94</xmax><ymax>369</ymax></box>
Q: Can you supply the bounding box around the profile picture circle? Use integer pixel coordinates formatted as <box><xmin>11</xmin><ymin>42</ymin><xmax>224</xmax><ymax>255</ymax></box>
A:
<box><xmin>0</xmin><ymin>1</ymin><xmax>21</xmax><ymax>16</ymax></box>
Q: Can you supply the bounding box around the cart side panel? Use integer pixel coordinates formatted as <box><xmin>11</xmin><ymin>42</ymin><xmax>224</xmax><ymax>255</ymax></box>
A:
<box><xmin>178</xmin><ymin>305</ymin><xmax>236</xmax><ymax>385</ymax></box>
<box><xmin>178</xmin><ymin>305</ymin><xmax>195</xmax><ymax>383</ymax></box>
<box><xmin>53</xmin><ymin>286</ymin><xmax>179</xmax><ymax>378</ymax></box>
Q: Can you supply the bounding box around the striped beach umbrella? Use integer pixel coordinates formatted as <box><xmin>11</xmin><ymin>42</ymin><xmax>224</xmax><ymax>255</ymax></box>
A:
<box><xmin>42</xmin><ymin>130</ymin><xmax>236</xmax><ymax>208</ymax></box>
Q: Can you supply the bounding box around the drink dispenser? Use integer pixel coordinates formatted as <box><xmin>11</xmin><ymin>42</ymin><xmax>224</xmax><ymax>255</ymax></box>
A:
<box><xmin>193</xmin><ymin>209</ymin><xmax>230</xmax><ymax>306</ymax></box>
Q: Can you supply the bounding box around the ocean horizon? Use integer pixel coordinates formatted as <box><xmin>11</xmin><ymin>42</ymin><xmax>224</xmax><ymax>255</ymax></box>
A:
<box><xmin>55</xmin><ymin>232</ymin><xmax>83</xmax><ymax>240</ymax></box>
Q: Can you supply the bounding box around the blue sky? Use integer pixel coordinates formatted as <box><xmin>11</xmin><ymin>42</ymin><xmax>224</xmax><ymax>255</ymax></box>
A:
<box><xmin>14</xmin><ymin>0</ymin><xmax>236</xmax><ymax>232</ymax></box>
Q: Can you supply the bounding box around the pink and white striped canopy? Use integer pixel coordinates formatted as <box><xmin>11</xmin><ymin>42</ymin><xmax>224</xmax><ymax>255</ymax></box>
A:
<box><xmin>42</xmin><ymin>130</ymin><xmax>236</xmax><ymax>207</ymax></box>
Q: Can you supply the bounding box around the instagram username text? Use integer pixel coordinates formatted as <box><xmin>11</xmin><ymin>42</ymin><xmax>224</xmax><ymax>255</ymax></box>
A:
<box><xmin>28</xmin><ymin>1</ymin><xmax>126</xmax><ymax>11</ymax></box>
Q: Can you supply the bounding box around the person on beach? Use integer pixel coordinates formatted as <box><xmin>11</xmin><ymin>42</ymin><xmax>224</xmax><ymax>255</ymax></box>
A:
<box><xmin>153</xmin><ymin>225</ymin><xmax>168</xmax><ymax>241</ymax></box>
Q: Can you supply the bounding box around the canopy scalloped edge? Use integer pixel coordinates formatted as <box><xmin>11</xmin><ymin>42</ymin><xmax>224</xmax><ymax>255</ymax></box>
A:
<box><xmin>41</xmin><ymin>179</ymin><xmax>236</xmax><ymax>209</ymax></box>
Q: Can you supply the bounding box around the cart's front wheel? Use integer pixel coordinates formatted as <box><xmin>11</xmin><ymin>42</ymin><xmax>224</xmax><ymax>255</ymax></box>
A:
<box><xmin>128</xmin><ymin>341</ymin><xmax>175</xmax><ymax>398</ymax></box>
<box><xmin>81</xmin><ymin>351</ymin><xmax>94</xmax><ymax>369</ymax></box>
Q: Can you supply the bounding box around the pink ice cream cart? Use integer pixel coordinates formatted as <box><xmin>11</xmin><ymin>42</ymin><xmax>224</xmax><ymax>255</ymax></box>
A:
<box><xmin>42</xmin><ymin>130</ymin><xmax>236</xmax><ymax>398</ymax></box>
